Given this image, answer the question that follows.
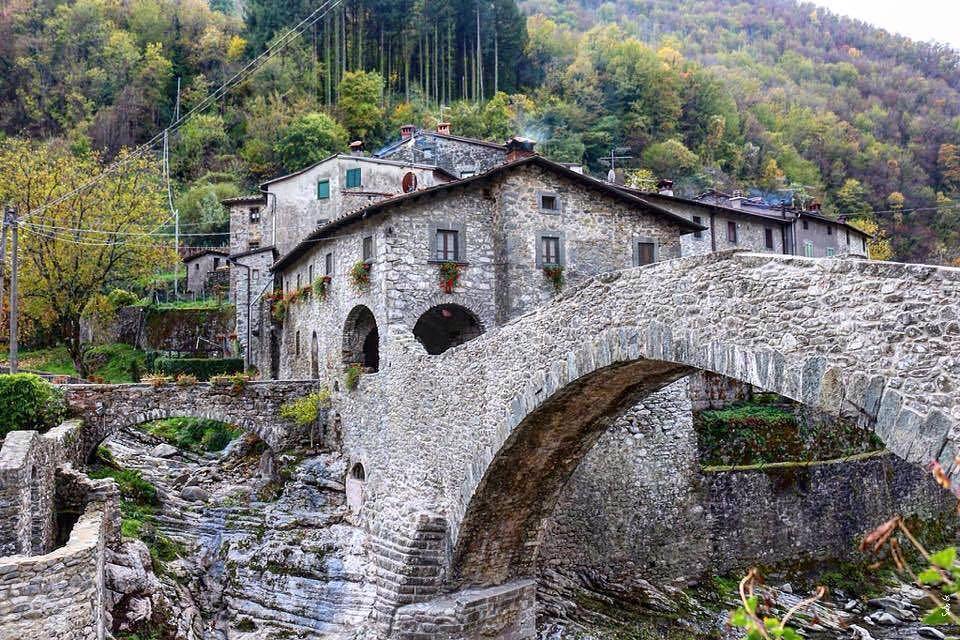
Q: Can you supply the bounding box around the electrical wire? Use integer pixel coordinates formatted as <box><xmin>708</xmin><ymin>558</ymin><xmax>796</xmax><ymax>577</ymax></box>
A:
<box><xmin>20</xmin><ymin>0</ymin><xmax>346</xmax><ymax>222</ymax></box>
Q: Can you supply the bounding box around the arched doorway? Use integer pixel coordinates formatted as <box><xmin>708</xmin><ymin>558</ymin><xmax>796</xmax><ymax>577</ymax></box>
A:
<box><xmin>343</xmin><ymin>305</ymin><xmax>380</xmax><ymax>372</ymax></box>
<box><xmin>412</xmin><ymin>304</ymin><xmax>485</xmax><ymax>355</ymax></box>
<box><xmin>311</xmin><ymin>331</ymin><xmax>319</xmax><ymax>378</ymax></box>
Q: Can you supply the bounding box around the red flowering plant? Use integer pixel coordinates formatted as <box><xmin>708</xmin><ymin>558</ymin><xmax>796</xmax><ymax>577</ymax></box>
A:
<box><xmin>313</xmin><ymin>275</ymin><xmax>333</xmax><ymax>301</ymax></box>
<box><xmin>350</xmin><ymin>261</ymin><xmax>371</xmax><ymax>293</ymax></box>
<box><xmin>438</xmin><ymin>262</ymin><xmax>461</xmax><ymax>294</ymax></box>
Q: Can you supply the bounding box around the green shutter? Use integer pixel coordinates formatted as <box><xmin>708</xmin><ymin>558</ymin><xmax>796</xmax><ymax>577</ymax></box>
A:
<box><xmin>317</xmin><ymin>180</ymin><xmax>330</xmax><ymax>200</ymax></box>
<box><xmin>346</xmin><ymin>168</ymin><xmax>361</xmax><ymax>188</ymax></box>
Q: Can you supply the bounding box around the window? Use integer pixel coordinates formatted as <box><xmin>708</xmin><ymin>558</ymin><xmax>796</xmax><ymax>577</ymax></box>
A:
<box><xmin>249</xmin><ymin>207</ymin><xmax>261</xmax><ymax>223</ymax></box>
<box><xmin>541</xmin><ymin>236</ymin><xmax>561</xmax><ymax>266</ymax></box>
<box><xmin>252</xmin><ymin>269</ymin><xmax>260</xmax><ymax>281</ymax></box>
<box><xmin>692</xmin><ymin>216</ymin><xmax>703</xmax><ymax>240</ymax></box>
<box><xmin>346</xmin><ymin>168</ymin><xmax>362</xmax><ymax>188</ymax></box>
<box><xmin>862</xmin><ymin>237</ymin><xmax>867</xmax><ymax>252</ymax></box>
<box><xmin>295</xmin><ymin>331</ymin><xmax>301</xmax><ymax>357</ymax></box>
<box><xmin>214</xmin><ymin>257</ymin><xmax>221</xmax><ymax>269</ymax></box>
<box><xmin>296</xmin><ymin>274</ymin><xmax>301</xmax><ymax>290</ymax></box>
<box><xmin>435</xmin><ymin>229</ymin><xmax>460</xmax><ymax>261</ymax></box>
<box><xmin>827</xmin><ymin>225</ymin><xmax>833</xmax><ymax>236</ymax></box>
<box><xmin>248</xmin><ymin>239</ymin><xmax>260</xmax><ymax>250</ymax></box>
<box><xmin>727</xmin><ymin>221</ymin><xmax>738</xmax><ymax>244</ymax></box>
<box><xmin>637</xmin><ymin>241</ymin><xmax>656</xmax><ymax>266</ymax></box>
<box><xmin>195</xmin><ymin>263</ymin><xmax>200</xmax><ymax>271</ymax></box>
<box><xmin>802</xmin><ymin>219</ymin><xmax>809</xmax><ymax>230</ymax></box>
<box><xmin>460</xmin><ymin>170</ymin><xmax>476</xmax><ymax>178</ymax></box>
<box><xmin>804</xmin><ymin>241</ymin><xmax>814</xmax><ymax>257</ymax></box>
<box><xmin>309</xmin><ymin>265</ymin><xmax>314</xmax><ymax>282</ymax></box>
<box><xmin>826</xmin><ymin>247</ymin><xmax>836</xmax><ymax>257</ymax></box>
<box><xmin>764</xmin><ymin>228</ymin><xmax>774</xmax><ymax>250</ymax></box>
<box><xmin>846</xmin><ymin>228</ymin><xmax>851</xmax><ymax>245</ymax></box>
<box><xmin>325</xmin><ymin>252</ymin><xmax>333</xmax><ymax>275</ymax></box>
<box><xmin>362</xmin><ymin>235</ymin><xmax>374</xmax><ymax>263</ymax></box>
<box><xmin>539</xmin><ymin>193</ymin><xmax>560</xmax><ymax>212</ymax></box>
<box><xmin>317</xmin><ymin>180</ymin><xmax>330</xmax><ymax>200</ymax></box>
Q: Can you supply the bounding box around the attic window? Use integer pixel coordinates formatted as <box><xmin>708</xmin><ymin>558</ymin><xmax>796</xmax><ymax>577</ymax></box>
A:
<box><xmin>402</xmin><ymin>172</ymin><xmax>418</xmax><ymax>193</ymax></box>
<box><xmin>802</xmin><ymin>219</ymin><xmax>809</xmax><ymax>230</ymax></box>
<box><xmin>318</xmin><ymin>180</ymin><xmax>330</xmax><ymax>200</ymax></box>
<box><xmin>346</xmin><ymin>168</ymin><xmax>362</xmax><ymax>188</ymax></box>
<box><xmin>538</xmin><ymin>192</ymin><xmax>561</xmax><ymax>213</ymax></box>
<box><xmin>249</xmin><ymin>207</ymin><xmax>261</xmax><ymax>223</ymax></box>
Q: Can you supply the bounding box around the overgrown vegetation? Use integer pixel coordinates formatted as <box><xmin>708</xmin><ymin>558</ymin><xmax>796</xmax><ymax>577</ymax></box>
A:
<box><xmin>345</xmin><ymin>364</ymin><xmax>363</xmax><ymax>391</ymax></box>
<box><xmin>695</xmin><ymin>397</ymin><xmax>882</xmax><ymax>466</ymax></box>
<box><xmin>0</xmin><ymin>373</ymin><xmax>66</xmax><ymax>438</ymax></box>
<box><xmin>88</xmin><ymin>447</ymin><xmax>182</xmax><ymax>573</ymax></box>
<box><xmin>279</xmin><ymin>390</ymin><xmax>331</xmax><ymax>427</ymax></box>
<box><xmin>143</xmin><ymin>417</ymin><xmax>242</xmax><ymax>453</ymax></box>
<box><xmin>17</xmin><ymin>344</ymin><xmax>147</xmax><ymax>383</ymax></box>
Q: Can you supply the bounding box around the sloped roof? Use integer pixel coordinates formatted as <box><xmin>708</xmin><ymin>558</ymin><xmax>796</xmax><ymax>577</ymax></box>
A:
<box><xmin>375</xmin><ymin>130</ymin><xmax>509</xmax><ymax>157</ymax></box>
<box><xmin>259</xmin><ymin>153</ymin><xmax>458</xmax><ymax>188</ymax></box>
<box><xmin>272</xmin><ymin>155</ymin><xmax>705</xmax><ymax>272</ymax></box>
<box><xmin>183</xmin><ymin>247</ymin><xmax>229</xmax><ymax>262</ymax></box>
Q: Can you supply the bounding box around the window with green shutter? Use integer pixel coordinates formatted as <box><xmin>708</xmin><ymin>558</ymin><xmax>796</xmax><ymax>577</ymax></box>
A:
<box><xmin>346</xmin><ymin>168</ymin><xmax>362</xmax><ymax>188</ymax></box>
<box><xmin>317</xmin><ymin>180</ymin><xmax>330</xmax><ymax>200</ymax></box>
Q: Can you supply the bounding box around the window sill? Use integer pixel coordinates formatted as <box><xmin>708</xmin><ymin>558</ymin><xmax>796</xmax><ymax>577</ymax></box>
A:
<box><xmin>427</xmin><ymin>260</ymin><xmax>469</xmax><ymax>266</ymax></box>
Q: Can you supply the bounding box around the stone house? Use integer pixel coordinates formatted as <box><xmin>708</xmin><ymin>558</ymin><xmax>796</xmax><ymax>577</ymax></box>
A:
<box><xmin>634</xmin><ymin>189</ymin><xmax>871</xmax><ymax>259</ymax></box>
<box><xmin>183</xmin><ymin>248</ymin><xmax>228</xmax><ymax>296</ymax></box>
<box><xmin>257</xmin><ymin>154</ymin><xmax>455</xmax><ymax>257</ymax></box>
<box><xmin>268</xmin><ymin>154</ymin><xmax>702</xmax><ymax>381</ymax></box>
<box><xmin>375</xmin><ymin>123</ymin><xmax>510</xmax><ymax>178</ymax></box>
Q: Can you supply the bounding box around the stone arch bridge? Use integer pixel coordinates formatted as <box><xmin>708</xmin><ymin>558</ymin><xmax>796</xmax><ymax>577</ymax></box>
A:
<box><xmin>62</xmin><ymin>380</ymin><xmax>324</xmax><ymax>460</ymax></box>
<box><xmin>335</xmin><ymin>251</ymin><xmax>960</xmax><ymax>638</ymax></box>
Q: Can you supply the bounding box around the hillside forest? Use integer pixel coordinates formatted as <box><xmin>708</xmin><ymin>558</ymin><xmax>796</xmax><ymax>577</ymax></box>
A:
<box><xmin>1</xmin><ymin>0</ymin><xmax>960</xmax><ymax>350</ymax></box>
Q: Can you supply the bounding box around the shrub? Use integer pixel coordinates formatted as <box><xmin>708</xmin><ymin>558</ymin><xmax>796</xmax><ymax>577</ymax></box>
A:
<box><xmin>0</xmin><ymin>374</ymin><xmax>67</xmax><ymax>437</ymax></box>
<box><xmin>175</xmin><ymin>374</ymin><xmax>198</xmax><ymax>386</ymax></box>
<box><xmin>543</xmin><ymin>265</ymin><xmax>564</xmax><ymax>293</ymax></box>
<box><xmin>107</xmin><ymin>288</ymin><xmax>139</xmax><ymax>308</ymax></box>
<box><xmin>279</xmin><ymin>390</ymin><xmax>332</xmax><ymax>426</ymax></box>
<box><xmin>154</xmin><ymin>357</ymin><xmax>244</xmax><ymax>381</ymax></box>
<box><xmin>313</xmin><ymin>275</ymin><xmax>332</xmax><ymax>301</ymax></box>
<box><xmin>345</xmin><ymin>364</ymin><xmax>362</xmax><ymax>391</ymax></box>
<box><xmin>145</xmin><ymin>417</ymin><xmax>241</xmax><ymax>453</ymax></box>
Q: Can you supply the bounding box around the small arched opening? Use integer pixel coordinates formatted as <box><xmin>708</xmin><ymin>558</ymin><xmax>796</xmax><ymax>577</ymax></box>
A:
<box><xmin>346</xmin><ymin>462</ymin><xmax>366</xmax><ymax>514</ymax></box>
<box><xmin>311</xmin><ymin>331</ymin><xmax>319</xmax><ymax>378</ymax></box>
<box><xmin>343</xmin><ymin>305</ymin><xmax>380</xmax><ymax>372</ymax></box>
<box><xmin>413</xmin><ymin>304</ymin><xmax>485</xmax><ymax>355</ymax></box>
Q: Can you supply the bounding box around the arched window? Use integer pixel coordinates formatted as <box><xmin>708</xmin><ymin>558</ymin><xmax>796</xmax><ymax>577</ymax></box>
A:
<box><xmin>351</xmin><ymin>462</ymin><xmax>366</xmax><ymax>481</ymax></box>
<box><xmin>343</xmin><ymin>305</ymin><xmax>380</xmax><ymax>372</ymax></box>
<box><xmin>413</xmin><ymin>304</ymin><xmax>485</xmax><ymax>355</ymax></box>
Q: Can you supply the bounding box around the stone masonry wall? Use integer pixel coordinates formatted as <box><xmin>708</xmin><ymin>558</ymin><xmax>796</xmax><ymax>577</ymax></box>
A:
<box><xmin>0</xmin><ymin>500</ymin><xmax>114</xmax><ymax>640</ymax></box>
<box><xmin>706</xmin><ymin>452</ymin><xmax>953</xmax><ymax>571</ymax></box>
<box><xmin>539</xmin><ymin>381</ymin><xmax>711</xmax><ymax>584</ymax></box>
<box><xmin>379</xmin><ymin>133</ymin><xmax>507</xmax><ymax>178</ymax></box>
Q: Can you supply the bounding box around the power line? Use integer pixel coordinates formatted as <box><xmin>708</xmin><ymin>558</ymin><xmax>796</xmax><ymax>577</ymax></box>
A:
<box><xmin>20</xmin><ymin>0</ymin><xmax>346</xmax><ymax>222</ymax></box>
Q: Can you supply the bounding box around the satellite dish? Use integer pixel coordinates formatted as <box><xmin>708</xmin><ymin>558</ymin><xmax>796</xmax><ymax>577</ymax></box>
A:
<box><xmin>402</xmin><ymin>172</ymin><xmax>418</xmax><ymax>193</ymax></box>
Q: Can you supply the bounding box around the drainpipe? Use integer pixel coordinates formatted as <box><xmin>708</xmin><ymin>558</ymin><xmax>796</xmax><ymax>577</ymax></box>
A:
<box><xmin>709</xmin><ymin>211</ymin><xmax>717</xmax><ymax>253</ymax></box>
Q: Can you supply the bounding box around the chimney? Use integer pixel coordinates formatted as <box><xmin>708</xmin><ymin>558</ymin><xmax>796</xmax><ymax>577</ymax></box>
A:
<box><xmin>657</xmin><ymin>179</ymin><xmax>674</xmax><ymax>196</ymax></box>
<box><xmin>350</xmin><ymin>140</ymin><xmax>364</xmax><ymax>156</ymax></box>
<box><xmin>400</xmin><ymin>124</ymin><xmax>416</xmax><ymax>140</ymax></box>
<box><xmin>436</xmin><ymin>122</ymin><xmax>451</xmax><ymax>135</ymax></box>
<box><xmin>505</xmin><ymin>136</ymin><xmax>536</xmax><ymax>162</ymax></box>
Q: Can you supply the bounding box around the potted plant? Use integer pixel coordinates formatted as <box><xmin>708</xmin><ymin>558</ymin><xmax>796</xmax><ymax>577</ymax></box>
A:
<box><xmin>350</xmin><ymin>261</ymin><xmax>371</xmax><ymax>292</ymax></box>
<box><xmin>438</xmin><ymin>261</ymin><xmax>461</xmax><ymax>294</ymax></box>
<box><xmin>313</xmin><ymin>275</ymin><xmax>332</xmax><ymax>301</ymax></box>
<box><xmin>543</xmin><ymin>265</ymin><xmax>564</xmax><ymax>294</ymax></box>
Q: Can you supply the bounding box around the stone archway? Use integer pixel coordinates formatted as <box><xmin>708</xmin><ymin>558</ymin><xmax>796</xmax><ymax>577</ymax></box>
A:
<box><xmin>343</xmin><ymin>305</ymin><xmax>380</xmax><ymax>372</ymax></box>
<box><xmin>412</xmin><ymin>304</ymin><xmax>485</xmax><ymax>355</ymax></box>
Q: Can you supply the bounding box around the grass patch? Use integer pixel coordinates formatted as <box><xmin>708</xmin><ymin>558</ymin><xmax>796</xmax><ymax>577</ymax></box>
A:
<box><xmin>144</xmin><ymin>417</ymin><xmax>242</xmax><ymax>453</ymax></box>
<box><xmin>148</xmin><ymin>298</ymin><xmax>230</xmax><ymax>311</ymax></box>
<box><xmin>16</xmin><ymin>344</ymin><xmax>147</xmax><ymax>382</ymax></box>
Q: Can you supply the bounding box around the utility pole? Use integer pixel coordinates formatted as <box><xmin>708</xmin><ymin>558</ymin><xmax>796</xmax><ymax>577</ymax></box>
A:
<box><xmin>599</xmin><ymin>147</ymin><xmax>633</xmax><ymax>184</ymax></box>
<box><xmin>0</xmin><ymin>207</ymin><xmax>8</xmax><ymax>363</ymax></box>
<box><xmin>6</xmin><ymin>206</ymin><xmax>18</xmax><ymax>374</ymax></box>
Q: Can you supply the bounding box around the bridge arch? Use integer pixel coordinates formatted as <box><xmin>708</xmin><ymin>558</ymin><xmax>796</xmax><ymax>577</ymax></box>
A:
<box><xmin>345</xmin><ymin>252</ymin><xmax>960</xmax><ymax>608</ymax></box>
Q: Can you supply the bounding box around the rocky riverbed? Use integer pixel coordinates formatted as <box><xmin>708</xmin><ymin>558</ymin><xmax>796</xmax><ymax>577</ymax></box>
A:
<box><xmin>101</xmin><ymin>426</ymin><xmax>376</xmax><ymax>639</ymax></box>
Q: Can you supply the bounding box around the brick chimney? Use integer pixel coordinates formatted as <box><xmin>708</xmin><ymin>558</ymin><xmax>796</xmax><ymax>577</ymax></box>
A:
<box><xmin>350</xmin><ymin>140</ymin><xmax>364</xmax><ymax>156</ymax></box>
<box><xmin>505</xmin><ymin>136</ymin><xmax>536</xmax><ymax>162</ymax></box>
<box><xmin>436</xmin><ymin>122</ymin><xmax>451</xmax><ymax>135</ymax></box>
<box><xmin>400</xmin><ymin>124</ymin><xmax>416</xmax><ymax>140</ymax></box>
<box><xmin>656</xmin><ymin>179</ymin><xmax>674</xmax><ymax>196</ymax></box>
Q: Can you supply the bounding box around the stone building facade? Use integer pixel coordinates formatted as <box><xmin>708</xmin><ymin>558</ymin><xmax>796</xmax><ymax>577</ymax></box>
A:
<box><xmin>376</xmin><ymin>124</ymin><xmax>509</xmax><ymax>178</ymax></box>
<box><xmin>258</xmin><ymin>154</ymin><xmax>454</xmax><ymax>257</ymax></box>
<box><xmin>635</xmin><ymin>189</ymin><xmax>871</xmax><ymax>259</ymax></box>
<box><xmin>183</xmin><ymin>249</ymin><xmax>228</xmax><ymax>296</ymax></box>
<box><xmin>270</xmin><ymin>155</ymin><xmax>700</xmax><ymax>381</ymax></box>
